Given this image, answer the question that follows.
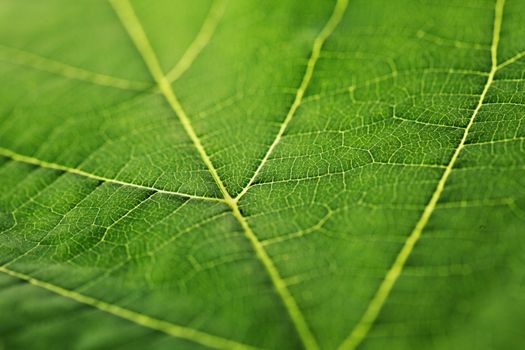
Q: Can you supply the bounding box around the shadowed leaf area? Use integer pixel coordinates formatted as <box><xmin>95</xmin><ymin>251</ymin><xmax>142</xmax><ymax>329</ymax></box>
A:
<box><xmin>0</xmin><ymin>0</ymin><xmax>524</xmax><ymax>349</ymax></box>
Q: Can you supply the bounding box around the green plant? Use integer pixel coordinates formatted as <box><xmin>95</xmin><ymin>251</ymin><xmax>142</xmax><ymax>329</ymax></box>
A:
<box><xmin>0</xmin><ymin>0</ymin><xmax>524</xmax><ymax>349</ymax></box>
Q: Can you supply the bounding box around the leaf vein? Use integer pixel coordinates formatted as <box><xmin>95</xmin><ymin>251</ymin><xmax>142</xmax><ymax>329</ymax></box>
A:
<box><xmin>0</xmin><ymin>44</ymin><xmax>151</xmax><ymax>91</ymax></box>
<box><xmin>337</xmin><ymin>1</ymin><xmax>506</xmax><ymax>349</ymax></box>
<box><xmin>0</xmin><ymin>266</ymin><xmax>259</xmax><ymax>350</ymax></box>
<box><xmin>109</xmin><ymin>1</ymin><xmax>323</xmax><ymax>348</ymax></box>
<box><xmin>165</xmin><ymin>0</ymin><xmax>227</xmax><ymax>83</ymax></box>
<box><xmin>235</xmin><ymin>0</ymin><xmax>349</xmax><ymax>201</ymax></box>
<box><xmin>0</xmin><ymin>147</ymin><xmax>224</xmax><ymax>202</ymax></box>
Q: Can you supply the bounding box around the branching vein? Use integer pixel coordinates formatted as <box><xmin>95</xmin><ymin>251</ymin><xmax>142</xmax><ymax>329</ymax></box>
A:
<box><xmin>497</xmin><ymin>49</ymin><xmax>525</xmax><ymax>70</ymax></box>
<box><xmin>165</xmin><ymin>0</ymin><xmax>227</xmax><ymax>83</ymax></box>
<box><xmin>109</xmin><ymin>0</ymin><xmax>327</xmax><ymax>348</ymax></box>
<box><xmin>337</xmin><ymin>1</ymin><xmax>506</xmax><ymax>349</ymax></box>
<box><xmin>236</xmin><ymin>0</ymin><xmax>349</xmax><ymax>200</ymax></box>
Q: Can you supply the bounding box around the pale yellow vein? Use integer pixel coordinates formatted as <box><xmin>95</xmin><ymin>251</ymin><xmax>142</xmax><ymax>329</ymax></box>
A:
<box><xmin>497</xmin><ymin>49</ymin><xmax>525</xmax><ymax>70</ymax></box>
<box><xmin>108</xmin><ymin>0</ymin><xmax>230</xmax><ymax>200</ymax></box>
<box><xmin>0</xmin><ymin>147</ymin><xmax>224</xmax><ymax>203</ymax></box>
<box><xmin>337</xmin><ymin>1</ymin><xmax>506</xmax><ymax>349</ymax></box>
<box><xmin>0</xmin><ymin>267</ymin><xmax>258</xmax><ymax>350</ymax></box>
<box><xmin>415</xmin><ymin>29</ymin><xmax>490</xmax><ymax>50</ymax></box>
<box><xmin>109</xmin><ymin>1</ymin><xmax>322</xmax><ymax>348</ymax></box>
<box><xmin>236</xmin><ymin>0</ymin><xmax>349</xmax><ymax>201</ymax></box>
<box><xmin>0</xmin><ymin>44</ymin><xmax>150</xmax><ymax>91</ymax></box>
<box><xmin>166</xmin><ymin>0</ymin><xmax>227</xmax><ymax>83</ymax></box>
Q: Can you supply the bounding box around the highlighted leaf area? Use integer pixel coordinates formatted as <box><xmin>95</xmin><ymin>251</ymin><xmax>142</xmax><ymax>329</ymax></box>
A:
<box><xmin>0</xmin><ymin>0</ymin><xmax>524</xmax><ymax>349</ymax></box>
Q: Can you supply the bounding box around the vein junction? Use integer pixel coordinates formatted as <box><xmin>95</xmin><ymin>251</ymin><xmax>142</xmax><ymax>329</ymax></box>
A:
<box><xmin>2</xmin><ymin>0</ymin><xmax>512</xmax><ymax>348</ymax></box>
<box><xmin>109</xmin><ymin>0</ymin><xmax>347</xmax><ymax>349</ymax></box>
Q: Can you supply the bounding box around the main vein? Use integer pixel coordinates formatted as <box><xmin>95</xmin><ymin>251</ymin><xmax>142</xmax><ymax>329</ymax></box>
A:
<box><xmin>109</xmin><ymin>1</ymin><xmax>330</xmax><ymax>349</ymax></box>
<box><xmin>0</xmin><ymin>267</ymin><xmax>257</xmax><ymax>350</ymax></box>
<box><xmin>0</xmin><ymin>147</ymin><xmax>224</xmax><ymax>203</ymax></box>
<box><xmin>337</xmin><ymin>0</ymin><xmax>506</xmax><ymax>349</ymax></box>
<box><xmin>236</xmin><ymin>0</ymin><xmax>349</xmax><ymax>200</ymax></box>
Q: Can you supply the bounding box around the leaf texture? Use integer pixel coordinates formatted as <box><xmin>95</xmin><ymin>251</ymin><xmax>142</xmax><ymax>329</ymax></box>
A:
<box><xmin>0</xmin><ymin>0</ymin><xmax>524</xmax><ymax>349</ymax></box>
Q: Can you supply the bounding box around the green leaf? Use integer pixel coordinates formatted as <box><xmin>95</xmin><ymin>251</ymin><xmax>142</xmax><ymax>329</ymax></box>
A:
<box><xmin>0</xmin><ymin>0</ymin><xmax>524</xmax><ymax>349</ymax></box>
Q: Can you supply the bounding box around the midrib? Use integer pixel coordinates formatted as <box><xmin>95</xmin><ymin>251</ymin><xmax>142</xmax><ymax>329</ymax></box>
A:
<box><xmin>109</xmin><ymin>0</ymin><xmax>335</xmax><ymax>349</ymax></box>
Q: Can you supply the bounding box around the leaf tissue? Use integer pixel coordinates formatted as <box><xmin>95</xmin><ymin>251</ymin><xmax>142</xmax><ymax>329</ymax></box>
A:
<box><xmin>0</xmin><ymin>0</ymin><xmax>524</xmax><ymax>349</ymax></box>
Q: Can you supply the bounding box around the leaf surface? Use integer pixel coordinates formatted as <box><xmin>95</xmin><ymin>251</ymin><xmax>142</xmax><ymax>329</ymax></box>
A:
<box><xmin>0</xmin><ymin>0</ymin><xmax>524</xmax><ymax>349</ymax></box>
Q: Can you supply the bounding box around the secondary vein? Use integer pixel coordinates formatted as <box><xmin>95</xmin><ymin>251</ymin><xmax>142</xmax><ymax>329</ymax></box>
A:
<box><xmin>236</xmin><ymin>0</ymin><xmax>349</xmax><ymax>201</ymax></box>
<box><xmin>0</xmin><ymin>147</ymin><xmax>224</xmax><ymax>202</ymax></box>
<box><xmin>165</xmin><ymin>0</ymin><xmax>227</xmax><ymax>83</ymax></box>
<box><xmin>0</xmin><ymin>44</ymin><xmax>150</xmax><ymax>91</ymax></box>
<box><xmin>337</xmin><ymin>1</ymin><xmax>506</xmax><ymax>349</ymax></box>
<box><xmin>0</xmin><ymin>267</ymin><xmax>258</xmax><ymax>350</ymax></box>
<box><xmin>497</xmin><ymin>48</ymin><xmax>525</xmax><ymax>70</ymax></box>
